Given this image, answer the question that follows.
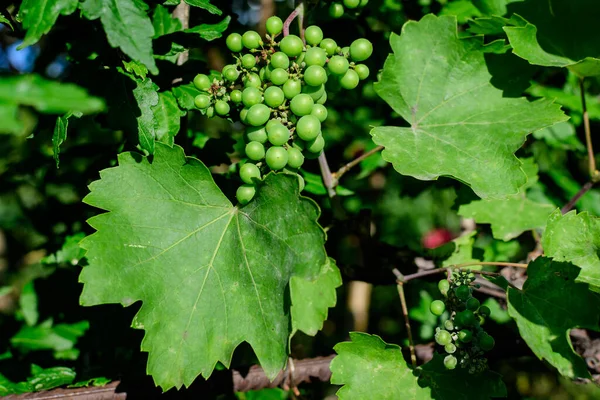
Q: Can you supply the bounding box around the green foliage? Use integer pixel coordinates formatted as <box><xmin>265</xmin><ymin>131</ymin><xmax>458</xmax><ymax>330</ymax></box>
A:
<box><xmin>18</xmin><ymin>0</ymin><xmax>78</xmax><ymax>48</ymax></box>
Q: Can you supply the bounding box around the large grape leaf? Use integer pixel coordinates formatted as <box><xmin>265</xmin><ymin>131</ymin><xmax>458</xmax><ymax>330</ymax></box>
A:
<box><xmin>542</xmin><ymin>210</ymin><xmax>600</xmax><ymax>292</ymax></box>
<box><xmin>504</xmin><ymin>0</ymin><xmax>600</xmax><ymax>77</ymax></box>
<box><xmin>18</xmin><ymin>0</ymin><xmax>78</xmax><ymax>48</ymax></box>
<box><xmin>152</xmin><ymin>91</ymin><xmax>185</xmax><ymax>147</ymax></box>
<box><xmin>290</xmin><ymin>257</ymin><xmax>341</xmax><ymax>337</ymax></box>
<box><xmin>459</xmin><ymin>197</ymin><xmax>556</xmax><ymax>241</ymax></box>
<box><xmin>80</xmin><ymin>0</ymin><xmax>158</xmax><ymax>75</ymax></box>
<box><xmin>79</xmin><ymin>143</ymin><xmax>326</xmax><ymax>390</ymax></box>
<box><xmin>372</xmin><ymin>14</ymin><xmax>567</xmax><ymax>198</ymax></box>
<box><xmin>152</xmin><ymin>5</ymin><xmax>182</xmax><ymax>38</ymax></box>
<box><xmin>507</xmin><ymin>257</ymin><xmax>600</xmax><ymax>378</ymax></box>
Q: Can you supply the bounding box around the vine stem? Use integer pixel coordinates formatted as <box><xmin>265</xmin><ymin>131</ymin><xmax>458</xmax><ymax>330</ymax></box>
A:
<box><xmin>396</xmin><ymin>282</ymin><xmax>417</xmax><ymax>367</ymax></box>
<box><xmin>561</xmin><ymin>181</ymin><xmax>596</xmax><ymax>214</ymax></box>
<box><xmin>333</xmin><ymin>145</ymin><xmax>384</xmax><ymax>186</ymax></box>
<box><xmin>283</xmin><ymin>2</ymin><xmax>305</xmax><ymax>38</ymax></box>
<box><xmin>173</xmin><ymin>2</ymin><xmax>190</xmax><ymax>66</ymax></box>
<box><xmin>396</xmin><ymin>261</ymin><xmax>527</xmax><ymax>283</ymax></box>
<box><xmin>580</xmin><ymin>77</ymin><xmax>599</xmax><ymax>181</ymax></box>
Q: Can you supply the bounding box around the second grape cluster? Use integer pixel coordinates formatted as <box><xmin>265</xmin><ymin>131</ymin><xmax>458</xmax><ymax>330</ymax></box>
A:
<box><xmin>192</xmin><ymin>16</ymin><xmax>373</xmax><ymax>204</ymax></box>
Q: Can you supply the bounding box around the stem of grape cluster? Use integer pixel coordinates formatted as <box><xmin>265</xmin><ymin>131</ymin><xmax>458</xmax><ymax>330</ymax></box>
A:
<box><xmin>580</xmin><ymin>78</ymin><xmax>599</xmax><ymax>181</ymax></box>
<box><xmin>397</xmin><ymin>261</ymin><xmax>527</xmax><ymax>284</ymax></box>
<box><xmin>283</xmin><ymin>2</ymin><xmax>305</xmax><ymax>38</ymax></box>
<box><xmin>333</xmin><ymin>145</ymin><xmax>384</xmax><ymax>186</ymax></box>
<box><xmin>396</xmin><ymin>281</ymin><xmax>417</xmax><ymax>368</ymax></box>
<box><xmin>561</xmin><ymin>180</ymin><xmax>596</xmax><ymax>214</ymax></box>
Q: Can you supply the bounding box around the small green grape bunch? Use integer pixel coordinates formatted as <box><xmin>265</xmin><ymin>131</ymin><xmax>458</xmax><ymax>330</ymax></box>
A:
<box><xmin>430</xmin><ymin>270</ymin><xmax>494</xmax><ymax>373</ymax></box>
<box><xmin>190</xmin><ymin>15</ymin><xmax>373</xmax><ymax>205</ymax></box>
<box><xmin>328</xmin><ymin>0</ymin><xmax>370</xmax><ymax>18</ymax></box>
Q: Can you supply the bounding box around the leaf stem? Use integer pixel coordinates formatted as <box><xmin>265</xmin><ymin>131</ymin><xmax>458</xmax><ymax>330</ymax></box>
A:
<box><xmin>397</xmin><ymin>261</ymin><xmax>527</xmax><ymax>283</ymax></box>
<box><xmin>333</xmin><ymin>145</ymin><xmax>384</xmax><ymax>186</ymax></box>
<box><xmin>579</xmin><ymin>77</ymin><xmax>599</xmax><ymax>181</ymax></box>
<box><xmin>396</xmin><ymin>280</ymin><xmax>417</xmax><ymax>367</ymax></box>
<box><xmin>283</xmin><ymin>2</ymin><xmax>305</xmax><ymax>38</ymax></box>
<box><xmin>561</xmin><ymin>180</ymin><xmax>596</xmax><ymax>214</ymax></box>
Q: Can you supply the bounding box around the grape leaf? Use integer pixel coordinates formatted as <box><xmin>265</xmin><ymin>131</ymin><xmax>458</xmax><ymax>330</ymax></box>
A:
<box><xmin>79</xmin><ymin>143</ymin><xmax>326</xmax><ymax>390</ymax></box>
<box><xmin>459</xmin><ymin>197</ymin><xmax>556</xmax><ymax>241</ymax></box>
<box><xmin>442</xmin><ymin>231</ymin><xmax>480</xmax><ymax>267</ymax></box>
<box><xmin>172</xmin><ymin>83</ymin><xmax>202</xmax><ymax>111</ymax></box>
<box><xmin>132</xmin><ymin>78</ymin><xmax>160</xmax><ymax>155</ymax></box>
<box><xmin>122</xmin><ymin>60</ymin><xmax>149</xmax><ymax>80</ymax></box>
<box><xmin>527</xmin><ymin>83</ymin><xmax>600</xmax><ymax>126</ymax></box>
<box><xmin>372</xmin><ymin>14</ymin><xmax>567</xmax><ymax>198</ymax></box>
<box><xmin>184</xmin><ymin>0</ymin><xmax>222</xmax><ymax>15</ymax></box>
<box><xmin>330</xmin><ymin>333</ymin><xmax>430</xmax><ymax>399</ymax></box>
<box><xmin>28</xmin><ymin>365</ymin><xmax>76</xmax><ymax>392</ymax></box>
<box><xmin>0</xmin><ymin>12</ymin><xmax>13</xmax><ymax>29</ymax></box>
<box><xmin>507</xmin><ymin>257</ymin><xmax>600</xmax><ymax>378</ymax></box>
<box><xmin>80</xmin><ymin>0</ymin><xmax>158</xmax><ymax>75</ymax></box>
<box><xmin>18</xmin><ymin>0</ymin><xmax>78</xmax><ymax>48</ymax></box>
<box><xmin>184</xmin><ymin>17</ymin><xmax>231</xmax><ymax>41</ymax></box>
<box><xmin>542</xmin><ymin>210</ymin><xmax>600</xmax><ymax>292</ymax></box>
<box><xmin>11</xmin><ymin>319</ymin><xmax>89</xmax><ymax>358</ymax></box>
<box><xmin>152</xmin><ymin>91</ymin><xmax>185</xmax><ymax>147</ymax></box>
<box><xmin>42</xmin><ymin>233</ymin><xmax>87</xmax><ymax>266</ymax></box>
<box><xmin>504</xmin><ymin>0</ymin><xmax>600</xmax><ymax>77</ymax></box>
<box><xmin>53</xmin><ymin>111</ymin><xmax>83</xmax><ymax>168</ymax></box>
<box><xmin>439</xmin><ymin>0</ymin><xmax>481</xmax><ymax>24</ymax></box>
<box><xmin>472</xmin><ymin>0</ymin><xmax>520</xmax><ymax>16</ymax></box>
<box><xmin>19</xmin><ymin>281</ymin><xmax>38</xmax><ymax>326</ymax></box>
<box><xmin>290</xmin><ymin>257</ymin><xmax>342</xmax><ymax>337</ymax></box>
<box><xmin>533</xmin><ymin>121</ymin><xmax>585</xmax><ymax>152</ymax></box>
<box><xmin>152</xmin><ymin>4</ymin><xmax>182</xmax><ymax>37</ymax></box>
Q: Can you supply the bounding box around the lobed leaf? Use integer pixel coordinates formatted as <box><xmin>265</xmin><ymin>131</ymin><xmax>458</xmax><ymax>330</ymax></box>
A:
<box><xmin>18</xmin><ymin>0</ymin><xmax>78</xmax><ymax>48</ymax></box>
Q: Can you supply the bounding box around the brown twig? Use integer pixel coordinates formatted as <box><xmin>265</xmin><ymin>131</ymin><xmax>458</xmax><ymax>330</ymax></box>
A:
<box><xmin>580</xmin><ymin>78</ymin><xmax>598</xmax><ymax>181</ymax></box>
<box><xmin>318</xmin><ymin>152</ymin><xmax>337</xmax><ymax>198</ymax></box>
<box><xmin>395</xmin><ymin>278</ymin><xmax>417</xmax><ymax>367</ymax></box>
<box><xmin>333</xmin><ymin>145</ymin><xmax>384</xmax><ymax>186</ymax></box>
<box><xmin>397</xmin><ymin>262</ymin><xmax>527</xmax><ymax>283</ymax></box>
<box><xmin>561</xmin><ymin>181</ymin><xmax>596</xmax><ymax>214</ymax></box>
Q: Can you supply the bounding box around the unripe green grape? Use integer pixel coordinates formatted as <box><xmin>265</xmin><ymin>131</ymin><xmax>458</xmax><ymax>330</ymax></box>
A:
<box><xmin>350</xmin><ymin>38</ymin><xmax>373</xmax><ymax>62</ymax></box>
<box><xmin>438</xmin><ymin>279</ymin><xmax>450</xmax><ymax>296</ymax></box>
<box><xmin>286</xmin><ymin>147</ymin><xmax>305</xmax><ymax>168</ymax></box>
<box><xmin>344</xmin><ymin>0</ymin><xmax>360</xmax><ymax>8</ymax></box>
<box><xmin>236</xmin><ymin>184</ymin><xmax>256</xmax><ymax>205</ymax></box>
<box><xmin>270</xmin><ymin>52</ymin><xmax>290</xmax><ymax>69</ymax></box>
<box><xmin>230</xmin><ymin>89</ymin><xmax>243</xmax><ymax>103</ymax></box>
<box><xmin>444</xmin><ymin>343</ymin><xmax>457</xmax><ymax>354</ymax></box>
<box><xmin>444</xmin><ymin>355</ymin><xmax>458</xmax><ymax>370</ymax></box>
<box><xmin>360</xmin><ymin>0</ymin><xmax>369</xmax><ymax>5</ymax></box>
<box><xmin>242</xmin><ymin>87</ymin><xmax>263</xmax><ymax>108</ymax></box>
<box><xmin>267</xmin><ymin>121</ymin><xmax>290</xmax><ymax>146</ymax></box>
<box><xmin>435</xmin><ymin>329</ymin><xmax>452</xmax><ymax>346</ymax></box>
<box><xmin>340</xmin><ymin>69</ymin><xmax>360</xmax><ymax>89</ymax></box>
<box><xmin>246</xmin><ymin>104</ymin><xmax>271</xmax><ymax>126</ymax></box>
<box><xmin>283</xmin><ymin>79</ymin><xmax>302</xmax><ymax>99</ymax></box>
<box><xmin>302</xmin><ymin>84</ymin><xmax>325</xmax><ymax>101</ymax></box>
<box><xmin>354</xmin><ymin>64</ymin><xmax>370</xmax><ymax>80</ymax></box>
<box><xmin>304</xmin><ymin>47</ymin><xmax>327</xmax><ymax>67</ymax></box>
<box><xmin>264</xmin><ymin>86</ymin><xmax>285</xmax><ymax>107</ymax></box>
<box><xmin>241</xmin><ymin>54</ymin><xmax>257</xmax><ymax>69</ymax></box>
<box><xmin>305</xmin><ymin>26</ymin><xmax>324</xmax><ymax>46</ymax></box>
<box><xmin>243</xmin><ymin>72</ymin><xmax>262</xmax><ymax>88</ymax></box>
<box><xmin>320</xmin><ymin>38</ymin><xmax>338</xmax><ymax>56</ymax></box>
<box><xmin>329</xmin><ymin>3</ymin><xmax>344</xmax><ymax>18</ymax></box>
<box><xmin>265</xmin><ymin>119</ymin><xmax>279</xmax><ymax>132</ymax></box>
<box><xmin>290</xmin><ymin>93</ymin><xmax>314</xmax><ymax>116</ymax></box>
<box><xmin>223</xmin><ymin>65</ymin><xmax>240</xmax><ymax>81</ymax></box>
<box><xmin>429</xmin><ymin>300</ymin><xmax>446</xmax><ymax>316</ymax></box>
<box><xmin>466</xmin><ymin>297</ymin><xmax>480</xmax><ymax>311</ymax></box>
<box><xmin>341</xmin><ymin>46</ymin><xmax>350</xmax><ymax>57</ymax></box>
<box><xmin>245</xmin><ymin>141</ymin><xmax>265</xmax><ymax>160</ymax></box>
<box><xmin>240</xmin><ymin>163</ymin><xmax>261</xmax><ymax>184</ymax></box>
<box><xmin>194</xmin><ymin>94</ymin><xmax>211</xmax><ymax>109</ymax></box>
<box><xmin>444</xmin><ymin>320</ymin><xmax>454</xmax><ymax>331</ymax></box>
<box><xmin>306</xmin><ymin>134</ymin><xmax>325</xmax><ymax>153</ymax></box>
<box><xmin>478</xmin><ymin>334</ymin><xmax>495</xmax><ymax>351</ymax></box>
<box><xmin>311</xmin><ymin>104</ymin><xmax>328</xmax><ymax>122</ymax></box>
<box><xmin>270</xmin><ymin>68</ymin><xmax>289</xmax><ymax>85</ymax></box>
<box><xmin>455</xmin><ymin>310</ymin><xmax>476</xmax><ymax>327</ymax></box>
<box><xmin>242</xmin><ymin>30</ymin><xmax>262</xmax><ymax>49</ymax></box>
<box><xmin>304</xmin><ymin>65</ymin><xmax>328</xmax><ymax>86</ymax></box>
<box><xmin>296</xmin><ymin>115</ymin><xmax>321</xmax><ymax>141</ymax></box>
<box><xmin>226</xmin><ymin>33</ymin><xmax>243</xmax><ymax>52</ymax></box>
<box><xmin>297</xmin><ymin>174</ymin><xmax>305</xmax><ymax>191</ymax></box>
<box><xmin>478</xmin><ymin>306</ymin><xmax>491</xmax><ymax>317</ymax></box>
<box><xmin>215</xmin><ymin>100</ymin><xmax>230</xmax><ymax>116</ymax></box>
<box><xmin>279</xmin><ymin>35</ymin><xmax>304</xmax><ymax>57</ymax></box>
<box><xmin>193</xmin><ymin>74</ymin><xmax>211</xmax><ymax>91</ymax></box>
<box><xmin>246</xmin><ymin>126</ymin><xmax>268</xmax><ymax>143</ymax></box>
<box><xmin>265</xmin><ymin>146</ymin><xmax>288</xmax><ymax>170</ymax></box>
<box><xmin>316</xmin><ymin>91</ymin><xmax>327</xmax><ymax>104</ymax></box>
<box><xmin>206</xmin><ymin>106</ymin><xmax>215</xmax><ymax>117</ymax></box>
<box><xmin>458</xmin><ymin>329</ymin><xmax>473</xmax><ymax>343</ymax></box>
<box><xmin>266</xmin><ymin>16</ymin><xmax>283</xmax><ymax>35</ymax></box>
<box><xmin>240</xmin><ymin>108</ymin><xmax>249</xmax><ymax>123</ymax></box>
<box><xmin>259</xmin><ymin>66</ymin><xmax>270</xmax><ymax>82</ymax></box>
<box><xmin>455</xmin><ymin>285</ymin><xmax>471</xmax><ymax>301</ymax></box>
<box><xmin>328</xmin><ymin>55</ymin><xmax>350</xmax><ymax>75</ymax></box>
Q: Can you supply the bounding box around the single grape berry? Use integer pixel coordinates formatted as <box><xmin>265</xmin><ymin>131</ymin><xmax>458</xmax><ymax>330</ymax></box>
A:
<box><xmin>244</xmin><ymin>73</ymin><xmax>262</xmax><ymax>88</ymax></box>
<box><xmin>242</xmin><ymin>30</ymin><xmax>262</xmax><ymax>49</ymax></box>
<box><xmin>455</xmin><ymin>310</ymin><xmax>476</xmax><ymax>327</ymax></box>
<box><xmin>435</xmin><ymin>329</ymin><xmax>452</xmax><ymax>346</ymax></box>
<box><xmin>245</xmin><ymin>141</ymin><xmax>265</xmax><ymax>160</ymax></box>
<box><xmin>236</xmin><ymin>184</ymin><xmax>256</xmax><ymax>205</ymax></box>
<box><xmin>329</xmin><ymin>3</ymin><xmax>344</xmax><ymax>18</ymax></box>
<box><xmin>264</xmin><ymin>86</ymin><xmax>285</xmax><ymax>107</ymax></box>
<box><xmin>455</xmin><ymin>285</ymin><xmax>471</xmax><ymax>301</ymax></box>
<box><xmin>304</xmin><ymin>65</ymin><xmax>328</xmax><ymax>86</ymax></box>
<box><xmin>350</xmin><ymin>38</ymin><xmax>373</xmax><ymax>62</ymax></box>
<box><xmin>230</xmin><ymin>89</ymin><xmax>243</xmax><ymax>103</ymax></box>
<box><xmin>478</xmin><ymin>306</ymin><xmax>491</xmax><ymax>317</ymax></box>
<box><xmin>266</xmin><ymin>16</ymin><xmax>283</xmax><ymax>36</ymax></box>
<box><xmin>279</xmin><ymin>35</ymin><xmax>304</xmax><ymax>57</ymax></box>
<box><xmin>317</xmin><ymin>91</ymin><xmax>327</xmax><ymax>104</ymax></box>
<box><xmin>430</xmin><ymin>300</ymin><xmax>446</xmax><ymax>316</ymax></box>
<box><xmin>241</xmin><ymin>54</ymin><xmax>257</xmax><ymax>69</ymax></box>
<box><xmin>270</xmin><ymin>52</ymin><xmax>290</xmax><ymax>69</ymax></box>
<box><xmin>286</xmin><ymin>147</ymin><xmax>305</xmax><ymax>169</ymax></box>
<box><xmin>206</xmin><ymin>106</ymin><xmax>214</xmax><ymax>118</ymax></box>
<box><xmin>444</xmin><ymin>343</ymin><xmax>457</xmax><ymax>354</ymax></box>
<box><xmin>193</xmin><ymin>74</ymin><xmax>211</xmax><ymax>91</ymax></box>
<box><xmin>343</xmin><ymin>0</ymin><xmax>360</xmax><ymax>8</ymax></box>
<box><xmin>283</xmin><ymin>79</ymin><xmax>302</xmax><ymax>99</ymax></box>
<box><xmin>304</xmin><ymin>47</ymin><xmax>327</xmax><ymax>67</ymax></box>
<box><xmin>226</xmin><ymin>33</ymin><xmax>243</xmax><ymax>52</ymax></box>
<box><xmin>246</xmin><ymin>104</ymin><xmax>271</xmax><ymax>126</ymax></box>
<box><xmin>240</xmin><ymin>163</ymin><xmax>261</xmax><ymax>184</ymax></box>
<box><xmin>320</xmin><ymin>38</ymin><xmax>338</xmax><ymax>56</ymax></box>
<box><xmin>267</xmin><ymin>122</ymin><xmax>290</xmax><ymax>146</ymax></box>
<box><xmin>296</xmin><ymin>115</ymin><xmax>321</xmax><ymax>141</ymax></box>
<box><xmin>354</xmin><ymin>64</ymin><xmax>370</xmax><ymax>80</ymax></box>
<box><xmin>305</xmin><ymin>26</ymin><xmax>324</xmax><ymax>46</ymax></box>
<box><xmin>478</xmin><ymin>334</ymin><xmax>495</xmax><ymax>351</ymax></box>
<box><xmin>340</xmin><ymin>69</ymin><xmax>360</xmax><ymax>90</ymax></box>
<box><xmin>194</xmin><ymin>94</ymin><xmax>211</xmax><ymax>109</ymax></box>
<box><xmin>302</xmin><ymin>84</ymin><xmax>325</xmax><ymax>101</ymax></box>
<box><xmin>458</xmin><ymin>329</ymin><xmax>473</xmax><ymax>343</ymax></box>
<box><xmin>328</xmin><ymin>55</ymin><xmax>350</xmax><ymax>75</ymax></box>
<box><xmin>444</xmin><ymin>320</ymin><xmax>454</xmax><ymax>331</ymax></box>
<box><xmin>270</xmin><ymin>68</ymin><xmax>289</xmax><ymax>86</ymax></box>
<box><xmin>240</xmin><ymin>108</ymin><xmax>249</xmax><ymax>123</ymax></box>
<box><xmin>246</xmin><ymin>126</ymin><xmax>268</xmax><ymax>143</ymax></box>
<box><xmin>215</xmin><ymin>100</ymin><xmax>230</xmax><ymax>116</ymax></box>
<box><xmin>306</xmin><ymin>135</ymin><xmax>325</xmax><ymax>153</ymax></box>
<box><xmin>466</xmin><ymin>297</ymin><xmax>480</xmax><ymax>311</ymax></box>
<box><xmin>223</xmin><ymin>65</ymin><xmax>240</xmax><ymax>81</ymax></box>
<box><xmin>290</xmin><ymin>93</ymin><xmax>315</xmax><ymax>116</ymax></box>
<box><xmin>438</xmin><ymin>279</ymin><xmax>450</xmax><ymax>296</ymax></box>
<box><xmin>242</xmin><ymin>87</ymin><xmax>263</xmax><ymax>108</ymax></box>
<box><xmin>311</xmin><ymin>104</ymin><xmax>328</xmax><ymax>122</ymax></box>
<box><xmin>266</xmin><ymin>146</ymin><xmax>288</xmax><ymax>170</ymax></box>
<box><xmin>444</xmin><ymin>355</ymin><xmax>458</xmax><ymax>370</ymax></box>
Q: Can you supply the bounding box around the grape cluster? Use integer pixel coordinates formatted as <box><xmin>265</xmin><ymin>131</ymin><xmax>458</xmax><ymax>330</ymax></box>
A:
<box><xmin>191</xmin><ymin>16</ymin><xmax>373</xmax><ymax>205</ymax></box>
<box><xmin>328</xmin><ymin>0</ymin><xmax>369</xmax><ymax>18</ymax></box>
<box><xmin>429</xmin><ymin>270</ymin><xmax>494</xmax><ymax>373</ymax></box>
